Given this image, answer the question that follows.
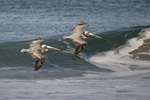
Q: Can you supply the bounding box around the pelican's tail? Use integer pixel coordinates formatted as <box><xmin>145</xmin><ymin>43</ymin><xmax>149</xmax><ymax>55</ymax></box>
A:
<box><xmin>21</xmin><ymin>49</ymin><xmax>30</xmax><ymax>53</ymax></box>
<box><xmin>63</xmin><ymin>36</ymin><xmax>71</xmax><ymax>39</ymax></box>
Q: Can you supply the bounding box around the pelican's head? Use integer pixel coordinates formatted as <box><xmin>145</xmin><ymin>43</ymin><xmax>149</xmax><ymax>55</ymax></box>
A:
<box><xmin>41</xmin><ymin>44</ymin><xmax>60</xmax><ymax>51</ymax></box>
<box><xmin>83</xmin><ymin>31</ymin><xmax>102</xmax><ymax>39</ymax></box>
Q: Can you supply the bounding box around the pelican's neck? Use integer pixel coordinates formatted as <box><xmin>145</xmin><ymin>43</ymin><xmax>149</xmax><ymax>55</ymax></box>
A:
<box><xmin>41</xmin><ymin>48</ymin><xmax>48</xmax><ymax>53</ymax></box>
<box><xmin>82</xmin><ymin>32</ymin><xmax>89</xmax><ymax>39</ymax></box>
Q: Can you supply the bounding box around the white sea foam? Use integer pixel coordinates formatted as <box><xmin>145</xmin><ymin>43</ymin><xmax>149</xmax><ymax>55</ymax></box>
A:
<box><xmin>86</xmin><ymin>28</ymin><xmax>150</xmax><ymax>72</ymax></box>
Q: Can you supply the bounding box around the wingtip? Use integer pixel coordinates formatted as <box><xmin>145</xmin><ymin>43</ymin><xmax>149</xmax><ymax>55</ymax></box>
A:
<box><xmin>34</xmin><ymin>65</ymin><xmax>41</xmax><ymax>71</ymax></box>
<box><xmin>33</xmin><ymin>37</ymin><xmax>43</xmax><ymax>41</ymax></box>
<box><xmin>63</xmin><ymin>36</ymin><xmax>67</xmax><ymax>39</ymax></box>
<box><xmin>78</xmin><ymin>20</ymin><xmax>87</xmax><ymax>25</ymax></box>
<box><xmin>34</xmin><ymin>67</ymin><xmax>40</xmax><ymax>71</ymax></box>
<box><xmin>34</xmin><ymin>68</ymin><xmax>38</xmax><ymax>71</ymax></box>
<box><xmin>74</xmin><ymin>52</ymin><xmax>78</xmax><ymax>55</ymax></box>
<box><xmin>38</xmin><ymin>37</ymin><xmax>42</xmax><ymax>39</ymax></box>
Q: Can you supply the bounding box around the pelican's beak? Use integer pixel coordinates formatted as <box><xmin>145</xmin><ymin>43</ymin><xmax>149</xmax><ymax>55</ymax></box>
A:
<box><xmin>46</xmin><ymin>46</ymin><xmax>60</xmax><ymax>51</ymax></box>
<box><xmin>89</xmin><ymin>33</ymin><xmax>102</xmax><ymax>39</ymax></box>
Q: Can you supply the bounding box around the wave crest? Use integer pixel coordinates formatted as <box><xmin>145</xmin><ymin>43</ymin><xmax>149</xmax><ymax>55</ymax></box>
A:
<box><xmin>86</xmin><ymin>28</ymin><xmax>150</xmax><ymax>72</ymax></box>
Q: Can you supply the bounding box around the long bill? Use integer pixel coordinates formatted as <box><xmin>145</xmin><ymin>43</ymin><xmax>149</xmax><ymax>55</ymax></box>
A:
<box><xmin>46</xmin><ymin>46</ymin><xmax>60</xmax><ymax>51</ymax></box>
<box><xmin>89</xmin><ymin>33</ymin><xmax>102</xmax><ymax>39</ymax></box>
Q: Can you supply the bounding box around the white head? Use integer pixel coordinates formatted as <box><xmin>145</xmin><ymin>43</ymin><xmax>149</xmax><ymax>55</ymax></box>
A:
<box><xmin>84</xmin><ymin>31</ymin><xmax>89</xmax><ymax>36</ymax></box>
<box><xmin>41</xmin><ymin>44</ymin><xmax>48</xmax><ymax>51</ymax></box>
<box><xmin>83</xmin><ymin>31</ymin><xmax>102</xmax><ymax>39</ymax></box>
<box><xmin>41</xmin><ymin>44</ymin><xmax>60</xmax><ymax>51</ymax></box>
<box><xmin>41</xmin><ymin>44</ymin><xmax>47</xmax><ymax>48</ymax></box>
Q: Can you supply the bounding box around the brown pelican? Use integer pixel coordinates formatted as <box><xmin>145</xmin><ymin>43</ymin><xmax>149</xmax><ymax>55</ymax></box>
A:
<box><xmin>63</xmin><ymin>21</ymin><xmax>102</xmax><ymax>55</ymax></box>
<box><xmin>21</xmin><ymin>38</ymin><xmax>60</xmax><ymax>71</ymax></box>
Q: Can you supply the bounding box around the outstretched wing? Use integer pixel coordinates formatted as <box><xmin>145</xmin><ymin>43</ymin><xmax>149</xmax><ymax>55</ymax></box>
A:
<box><xmin>71</xmin><ymin>24</ymin><xmax>89</xmax><ymax>35</ymax></box>
<box><xmin>29</xmin><ymin>39</ymin><xmax>44</xmax><ymax>50</ymax></box>
<box><xmin>71</xmin><ymin>37</ymin><xmax>87</xmax><ymax>55</ymax></box>
<box><xmin>30</xmin><ymin>51</ymin><xmax>46</xmax><ymax>71</ymax></box>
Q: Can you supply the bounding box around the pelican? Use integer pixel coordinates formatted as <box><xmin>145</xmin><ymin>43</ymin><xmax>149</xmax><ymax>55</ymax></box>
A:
<box><xmin>63</xmin><ymin>21</ymin><xmax>102</xmax><ymax>55</ymax></box>
<box><xmin>21</xmin><ymin>38</ymin><xmax>60</xmax><ymax>71</ymax></box>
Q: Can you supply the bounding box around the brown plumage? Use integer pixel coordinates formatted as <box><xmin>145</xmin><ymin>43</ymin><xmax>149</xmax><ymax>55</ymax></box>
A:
<box><xmin>71</xmin><ymin>37</ymin><xmax>87</xmax><ymax>55</ymax></box>
<box><xmin>63</xmin><ymin>21</ymin><xmax>102</xmax><ymax>55</ymax></box>
<box><xmin>63</xmin><ymin>21</ymin><xmax>89</xmax><ymax>55</ymax></box>
<box><xmin>21</xmin><ymin>38</ymin><xmax>60</xmax><ymax>70</ymax></box>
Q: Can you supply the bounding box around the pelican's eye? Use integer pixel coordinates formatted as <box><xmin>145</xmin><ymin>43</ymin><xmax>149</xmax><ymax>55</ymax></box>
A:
<box><xmin>83</xmin><ymin>31</ymin><xmax>90</xmax><ymax>37</ymax></box>
<box><xmin>42</xmin><ymin>45</ymin><xmax>47</xmax><ymax>48</ymax></box>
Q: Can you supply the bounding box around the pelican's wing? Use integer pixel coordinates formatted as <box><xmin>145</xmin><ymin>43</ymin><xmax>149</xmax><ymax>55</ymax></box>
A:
<box><xmin>30</xmin><ymin>51</ymin><xmax>46</xmax><ymax>71</ymax></box>
<box><xmin>71</xmin><ymin>37</ymin><xmax>87</xmax><ymax>55</ymax></box>
<box><xmin>29</xmin><ymin>39</ymin><xmax>44</xmax><ymax>50</ymax></box>
<box><xmin>71</xmin><ymin>24</ymin><xmax>89</xmax><ymax>35</ymax></box>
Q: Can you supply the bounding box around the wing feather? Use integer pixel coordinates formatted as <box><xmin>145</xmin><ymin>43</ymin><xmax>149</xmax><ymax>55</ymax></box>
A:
<box><xmin>29</xmin><ymin>39</ymin><xmax>44</xmax><ymax>50</ymax></box>
<box><xmin>71</xmin><ymin>37</ymin><xmax>87</xmax><ymax>55</ymax></box>
<box><xmin>30</xmin><ymin>51</ymin><xmax>46</xmax><ymax>71</ymax></box>
<box><xmin>71</xmin><ymin>24</ymin><xmax>89</xmax><ymax>35</ymax></box>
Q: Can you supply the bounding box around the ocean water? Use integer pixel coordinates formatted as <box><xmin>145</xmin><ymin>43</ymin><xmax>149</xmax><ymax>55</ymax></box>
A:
<box><xmin>0</xmin><ymin>0</ymin><xmax>150</xmax><ymax>100</ymax></box>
